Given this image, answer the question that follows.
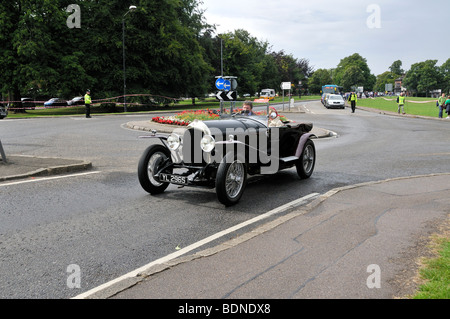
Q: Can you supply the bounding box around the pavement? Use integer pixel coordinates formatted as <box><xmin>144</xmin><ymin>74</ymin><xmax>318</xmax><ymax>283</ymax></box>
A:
<box><xmin>0</xmin><ymin>154</ymin><xmax>92</xmax><ymax>182</ymax></box>
<box><xmin>1</xmin><ymin>107</ymin><xmax>449</xmax><ymax>300</ymax></box>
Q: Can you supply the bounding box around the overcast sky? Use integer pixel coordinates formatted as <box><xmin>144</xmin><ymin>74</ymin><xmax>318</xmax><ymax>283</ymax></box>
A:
<box><xmin>199</xmin><ymin>0</ymin><xmax>449</xmax><ymax>76</ymax></box>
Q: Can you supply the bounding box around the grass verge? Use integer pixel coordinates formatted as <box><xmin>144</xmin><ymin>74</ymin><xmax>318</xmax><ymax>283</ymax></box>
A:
<box><xmin>357</xmin><ymin>97</ymin><xmax>443</xmax><ymax>118</ymax></box>
<box><xmin>411</xmin><ymin>221</ymin><xmax>450</xmax><ymax>299</ymax></box>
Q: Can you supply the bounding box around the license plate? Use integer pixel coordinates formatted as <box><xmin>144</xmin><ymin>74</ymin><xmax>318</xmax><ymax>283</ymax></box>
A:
<box><xmin>159</xmin><ymin>173</ymin><xmax>188</xmax><ymax>185</ymax></box>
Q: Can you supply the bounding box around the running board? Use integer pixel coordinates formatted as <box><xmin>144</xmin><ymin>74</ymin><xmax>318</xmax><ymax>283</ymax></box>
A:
<box><xmin>280</xmin><ymin>156</ymin><xmax>299</xmax><ymax>163</ymax></box>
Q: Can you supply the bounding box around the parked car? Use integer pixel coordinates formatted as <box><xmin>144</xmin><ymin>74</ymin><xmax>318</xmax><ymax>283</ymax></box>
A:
<box><xmin>260</xmin><ymin>89</ymin><xmax>276</xmax><ymax>100</ymax></box>
<box><xmin>0</xmin><ymin>104</ymin><xmax>7</xmax><ymax>119</ymax></box>
<box><xmin>44</xmin><ymin>98</ymin><xmax>67</xmax><ymax>107</ymax></box>
<box><xmin>67</xmin><ymin>96</ymin><xmax>84</xmax><ymax>106</ymax></box>
<box><xmin>321</xmin><ymin>93</ymin><xmax>331</xmax><ymax>105</ymax></box>
<box><xmin>325</xmin><ymin>94</ymin><xmax>345</xmax><ymax>109</ymax></box>
<box><xmin>21</xmin><ymin>98</ymin><xmax>36</xmax><ymax>110</ymax></box>
<box><xmin>137</xmin><ymin>106</ymin><xmax>316</xmax><ymax>206</ymax></box>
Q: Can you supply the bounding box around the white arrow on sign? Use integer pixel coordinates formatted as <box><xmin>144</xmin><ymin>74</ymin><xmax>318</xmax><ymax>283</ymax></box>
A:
<box><xmin>216</xmin><ymin>91</ymin><xmax>236</xmax><ymax>101</ymax></box>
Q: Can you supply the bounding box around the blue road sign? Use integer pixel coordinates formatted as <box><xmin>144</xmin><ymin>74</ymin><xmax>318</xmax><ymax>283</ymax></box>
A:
<box><xmin>215</xmin><ymin>78</ymin><xmax>225</xmax><ymax>90</ymax></box>
<box><xmin>223</xmin><ymin>80</ymin><xmax>231</xmax><ymax>91</ymax></box>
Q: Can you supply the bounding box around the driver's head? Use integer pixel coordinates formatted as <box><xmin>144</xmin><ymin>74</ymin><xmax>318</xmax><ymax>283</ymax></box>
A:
<box><xmin>243</xmin><ymin>101</ymin><xmax>253</xmax><ymax>113</ymax></box>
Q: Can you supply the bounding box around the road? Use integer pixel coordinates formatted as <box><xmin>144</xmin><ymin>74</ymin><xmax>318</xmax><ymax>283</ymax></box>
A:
<box><xmin>0</xmin><ymin>101</ymin><xmax>449</xmax><ymax>298</ymax></box>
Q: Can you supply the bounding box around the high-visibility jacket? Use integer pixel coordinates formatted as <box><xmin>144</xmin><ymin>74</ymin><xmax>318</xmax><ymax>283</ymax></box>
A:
<box><xmin>350</xmin><ymin>94</ymin><xmax>357</xmax><ymax>102</ymax></box>
<box><xmin>398</xmin><ymin>95</ymin><xmax>405</xmax><ymax>105</ymax></box>
<box><xmin>84</xmin><ymin>94</ymin><xmax>92</xmax><ymax>104</ymax></box>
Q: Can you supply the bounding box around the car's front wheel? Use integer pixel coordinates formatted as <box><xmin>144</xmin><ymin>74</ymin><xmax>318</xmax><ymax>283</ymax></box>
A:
<box><xmin>138</xmin><ymin>144</ymin><xmax>172</xmax><ymax>194</ymax></box>
<box><xmin>296</xmin><ymin>139</ymin><xmax>316</xmax><ymax>179</ymax></box>
<box><xmin>216</xmin><ymin>152</ymin><xmax>247</xmax><ymax>206</ymax></box>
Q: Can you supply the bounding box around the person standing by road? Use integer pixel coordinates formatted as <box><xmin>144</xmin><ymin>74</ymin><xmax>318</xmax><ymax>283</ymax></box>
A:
<box><xmin>397</xmin><ymin>92</ymin><xmax>406</xmax><ymax>115</ymax></box>
<box><xmin>437</xmin><ymin>93</ymin><xmax>446</xmax><ymax>119</ymax></box>
<box><xmin>348</xmin><ymin>92</ymin><xmax>357</xmax><ymax>113</ymax></box>
<box><xmin>84</xmin><ymin>89</ymin><xmax>92</xmax><ymax>118</ymax></box>
<box><xmin>445</xmin><ymin>95</ymin><xmax>450</xmax><ymax>119</ymax></box>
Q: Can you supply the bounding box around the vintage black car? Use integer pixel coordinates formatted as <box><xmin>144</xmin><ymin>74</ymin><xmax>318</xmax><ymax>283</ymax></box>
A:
<box><xmin>138</xmin><ymin>107</ymin><xmax>316</xmax><ymax>206</ymax></box>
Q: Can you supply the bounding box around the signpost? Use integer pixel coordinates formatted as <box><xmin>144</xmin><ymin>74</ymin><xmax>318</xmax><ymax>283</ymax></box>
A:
<box><xmin>0</xmin><ymin>139</ymin><xmax>7</xmax><ymax>163</ymax></box>
<box><xmin>280</xmin><ymin>82</ymin><xmax>291</xmax><ymax>111</ymax></box>
<box><xmin>215</xmin><ymin>76</ymin><xmax>238</xmax><ymax>114</ymax></box>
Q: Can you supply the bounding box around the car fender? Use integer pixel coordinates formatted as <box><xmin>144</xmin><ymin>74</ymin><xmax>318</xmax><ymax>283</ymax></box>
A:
<box><xmin>294</xmin><ymin>133</ymin><xmax>316</xmax><ymax>158</ymax></box>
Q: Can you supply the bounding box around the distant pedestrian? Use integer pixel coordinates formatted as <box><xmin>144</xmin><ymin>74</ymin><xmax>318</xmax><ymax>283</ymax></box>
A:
<box><xmin>397</xmin><ymin>92</ymin><xmax>406</xmax><ymax>114</ymax></box>
<box><xmin>84</xmin><ymin>89</ymin><xmax>92</xmax><ymax>118</ymax></box>
<box><xmin>445</xmin><ymin>95</ymin><xmax>450</xmax><ymax>119</ymax></box>
<box><xmin>348</xmin><ymin>92</ymin><xmax>357</xmax><ymax>113</ymax></box>
<box><xmin>437</xmin><ymin>93</ymin><xmax>446</xmax><ymax>118</ymax></box>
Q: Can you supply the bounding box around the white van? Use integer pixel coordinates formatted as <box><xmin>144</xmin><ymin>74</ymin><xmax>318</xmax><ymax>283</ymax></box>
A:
<box><xmin>260</xmin><ymin>89</ymin><xmax>276</xmax><ymax>100</ymax></box>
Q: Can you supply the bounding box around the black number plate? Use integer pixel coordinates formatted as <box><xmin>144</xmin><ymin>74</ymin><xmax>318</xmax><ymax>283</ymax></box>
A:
<box><xmin>159</xmin><ymin>173</ymin><xmax>188</xmax><ymax>185</ymax></box>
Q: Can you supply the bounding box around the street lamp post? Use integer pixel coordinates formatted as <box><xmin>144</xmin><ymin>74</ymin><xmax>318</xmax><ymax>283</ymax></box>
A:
<box><xmin>122</xmin><ymin>5</ymin><xmax>137</xmax><ymax>113</ymax></box>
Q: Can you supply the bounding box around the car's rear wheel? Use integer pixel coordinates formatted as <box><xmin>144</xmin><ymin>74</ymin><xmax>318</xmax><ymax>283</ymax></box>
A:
<box><xmin>138</xmin><ymin>144</ymin><xmax>172</xmax><ymax>194</ymax></box>
<box><xmin>296</xmin><ymin>139</ymin><xmax>315</xmax><ymax>179</ymax></box>
<box><xmin>216</xmin><ymin>152</ymin><xmax>247</xmax><ymax>206</ymax></box>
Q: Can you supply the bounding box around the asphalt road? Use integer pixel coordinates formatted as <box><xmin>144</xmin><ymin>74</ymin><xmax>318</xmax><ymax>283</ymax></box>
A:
<box><xmin>0</xmin><ymin>101</ymin><xmax>449</xmax><ymax>298</ymax></box>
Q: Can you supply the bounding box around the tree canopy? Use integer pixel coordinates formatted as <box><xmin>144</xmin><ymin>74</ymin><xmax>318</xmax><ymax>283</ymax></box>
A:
<box><xmin>1</xmin><ymin>1</ymin><xmax>448</xmax><ymax>104</ymax></box>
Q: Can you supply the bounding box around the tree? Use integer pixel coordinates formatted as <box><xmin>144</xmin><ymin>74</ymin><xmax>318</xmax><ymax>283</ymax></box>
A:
<box><xmin>374</xmin><ymin>71</ymin><xmax>395</xmax><ymax>92</ymax></box>
<box><xmin>0</xmin><ymin>0</ymin><xmax>92</xmax><ymax>104</ymax></box>
<box><xmin>0</xmin><ymin>0</ymin><xmax>213</xmax><ymax>107</ymax></box>
<box><xmin>334</xmin><ymin>53</ymin><xmax>375</xmax><ymax>90</ymax></box>
<box><xmin>219</xmin><ymin>29</ymin><xmax>270</xmax><ymax>96</ymax></box>
<box><xmin>308</xmin><ymin>69</ymin><xmax>332</xmax><ymax>94</ymax></box>
<box><xmin>340</xmin><ymin>65</ymin><xmax>366</xmax><ymax>91</ymax></box>
<box><xmin>403</xmin><ymin>60</ymin><xmax>442</xmax><ymax>96</ymax></box>
<box><xmin>389</xmin><ymin>60</ymin><xmax>404</xmax><ymax>76</ymax></box>
<box><xmin>270</xmin><ymin>51</ymin><xmax>313</xmax><ymax>94</ymax></box>
<box><xmin>440</xmin><ymin>58</ymin><xmax>450</xmax><ymax>94</ymax></box>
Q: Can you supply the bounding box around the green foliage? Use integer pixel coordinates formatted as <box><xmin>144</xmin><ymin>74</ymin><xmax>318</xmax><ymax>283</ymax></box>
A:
<box><xmin>308</xmin><ymin>69</ymin><xmax>332</xmax><ymax>93</ymax></box>
<box><xmin>334</xmin><ymin>53</ymin><xmax>375</xmax><ymax>91</ymax></box>
<box><xmin>403</xmin><ymin>60</ymin><xmax>443</xmax><ymax>96</ymax></box>
<box><xmin>1</xmin><ymin>1</ymin><xmax>446</xmax><ymax>106</ymax></box>
<box><xmin>0</xmin><ymin>0</ymin><xmax>213</xmax><ymax>102</ymax></box>
<box><xmin>389</xmin><ymin>60</ymin><xmax>404</xmax><ymax>76</ymax></box>
<box><xmin>375</xmin><ymin>71</ymin><xmax>396</xmax><ymax>92</ymax></box>
<box><xmin>413</xmin><ymin>238</ymin><xmax>450</xmax><ymax>299</ymax></box>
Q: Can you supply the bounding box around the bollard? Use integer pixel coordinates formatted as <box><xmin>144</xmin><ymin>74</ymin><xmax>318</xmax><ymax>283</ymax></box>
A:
<box><xmin>0</xmin><ymin>139</ymin><xmax>7</xmax><ymax>163</ymax></box>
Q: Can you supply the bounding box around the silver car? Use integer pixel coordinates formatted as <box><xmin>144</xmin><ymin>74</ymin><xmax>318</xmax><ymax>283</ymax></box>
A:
<box><xmin>325</xmin><ymin>94</ymin><xmax>345</xmax><ymax>109</ymax></box>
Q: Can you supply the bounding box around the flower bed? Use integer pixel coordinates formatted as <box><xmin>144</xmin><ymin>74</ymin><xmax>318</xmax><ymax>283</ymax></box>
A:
<box><xmin>151</xmin><ymin>108</ymin><xmax>287</xmax><ymax>126</ymax></box>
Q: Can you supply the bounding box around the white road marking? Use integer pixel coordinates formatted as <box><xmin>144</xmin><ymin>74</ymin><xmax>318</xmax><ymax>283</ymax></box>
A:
<box><xmin>73</xmin><ymin>192</ymin><xmax>319</xmax><ymax>299</ymax></box>
<box><xmin>0</xmin><ymin>171</ymin><xmax>101</xmax><ymax>187</ymax></box>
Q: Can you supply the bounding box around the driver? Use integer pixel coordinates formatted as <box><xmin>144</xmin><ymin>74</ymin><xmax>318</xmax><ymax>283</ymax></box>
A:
<box><xmin>241</xmin><ymin>101</ymin><xmax>256</xmax><ymax>115</ymax></box>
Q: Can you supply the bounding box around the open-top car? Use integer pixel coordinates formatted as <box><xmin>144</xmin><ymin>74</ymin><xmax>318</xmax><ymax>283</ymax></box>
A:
<box><xmin>138</xmin><ymin>105</ymin><xmax>316</xmax><ymax>206</ymax></box>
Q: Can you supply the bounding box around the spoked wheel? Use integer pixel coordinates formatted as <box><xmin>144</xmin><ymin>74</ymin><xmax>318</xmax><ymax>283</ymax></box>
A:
<box><xmin>216</xmin><ymin>152</ymin><xmax>247</xmax><ymax>206</ymax></box>
<box><xmin>296</xmin><ymin>139</ymin><xmax>316</xmax><ymax>179</ymax></box>
<box><xmin>138</xmin><ymin>144</ymin><xmax>172</xmax><ymax>194</ymax></box>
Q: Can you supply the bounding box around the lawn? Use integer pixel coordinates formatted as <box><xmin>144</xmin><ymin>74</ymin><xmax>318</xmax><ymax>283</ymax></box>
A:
<box><xmin>357</xmin><ymin>97</ymin><xmax>441</xmax><ymax>118</ymax></box>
